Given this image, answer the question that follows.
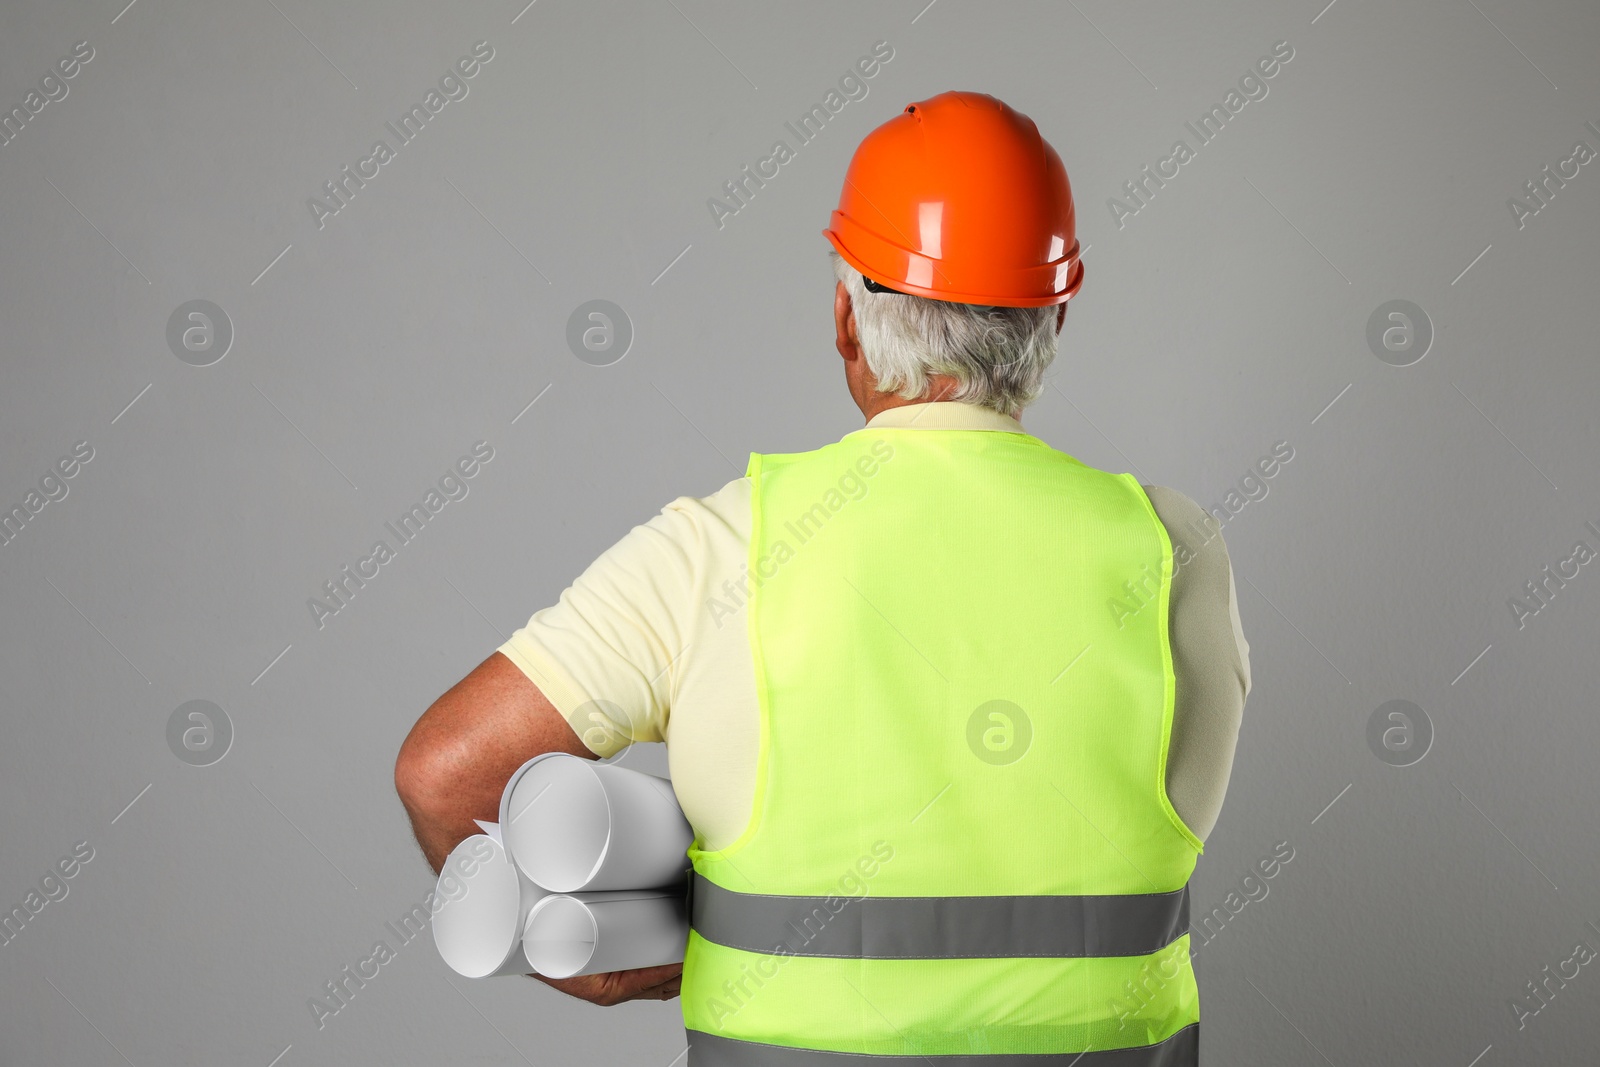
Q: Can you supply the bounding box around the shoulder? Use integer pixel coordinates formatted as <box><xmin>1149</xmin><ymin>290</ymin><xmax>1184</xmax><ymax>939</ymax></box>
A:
<box><xmin>1139</xmin><ymin>484</ymin><xmax>1233</xmax><ymax>575</ymax></box>
<box><xmin>661</xmin><ymin>475</ymin><xmax>751</xmax><ymax>534</ymax></box>
<box><xmin>616</xmin><ymin>476</ymin><xmax>752</xmax><ymax>570</ymax></box>
<box><xmin>1139</xmin><ymin>484</ymin><xmax>1210</xmax><ymax>528</ymax></box>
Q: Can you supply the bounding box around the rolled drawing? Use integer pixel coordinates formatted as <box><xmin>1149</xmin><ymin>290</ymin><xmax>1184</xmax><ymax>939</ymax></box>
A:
<box><xmin>521</xmin><ymin>889</ymin><xmax>688</xmax><ymax>979</ymax></box>
<box><xmin>432</xmin><ymin>834</ymin><xmax>548</xmax><ymax>978</ymax></box>
<box><xmin>500</xmin><ymin>753</ymin><xmax>693</xmax><ymax>892</ymax></box>
<box><xmin>494</xmin><ymin>751</ymin><xmax>568</xmax><ymax>871</ymax></box>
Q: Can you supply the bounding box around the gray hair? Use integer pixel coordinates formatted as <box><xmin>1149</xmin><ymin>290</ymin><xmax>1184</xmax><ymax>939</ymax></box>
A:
<box><xmin>831</xmin><ymin>250</ymin><xmax>1061</xmax><ymax>416</ymax></box>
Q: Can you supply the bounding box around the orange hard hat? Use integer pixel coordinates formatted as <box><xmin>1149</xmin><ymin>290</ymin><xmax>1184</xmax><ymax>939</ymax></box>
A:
<box><xmin>823</xmin><ymin>91</ymin><xmax>1083</xmax><ymax>307</ymax></box>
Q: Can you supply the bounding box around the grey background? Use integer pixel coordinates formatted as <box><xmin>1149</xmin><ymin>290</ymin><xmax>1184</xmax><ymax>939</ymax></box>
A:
<box><xmin>2</xmin><ymin>0</ymin><xmax>1597</xmax><ymax>1064</ymax></box>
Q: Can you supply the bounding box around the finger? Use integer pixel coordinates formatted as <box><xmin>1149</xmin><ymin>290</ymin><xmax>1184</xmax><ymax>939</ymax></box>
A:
<box><xmin>626</xmin><ymin>974</ymin><xmax>683</xmax><ymax>1002</ymax></box>
<box><xmin>535</xmin><ymin>973</ymin><xmax>608</xmax><ymax>1003</ymax></box>
<box><xmin>622</xmin><ymin>962</ymin><xmax>683</xmax><ymax>985</ymax></box>
<box><xmin>610</xmin><ymin>964</ymin><xmax>683</xmax><ymax>997</ymax></box>
<box><xmin>536</xmin><ymin>964</ymin><xmax>684</xmax><ymax>1005</ymax></box>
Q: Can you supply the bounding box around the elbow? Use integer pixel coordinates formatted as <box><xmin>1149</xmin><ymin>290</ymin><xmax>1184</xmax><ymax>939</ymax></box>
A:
<box><xmin>394</xmin><ymin>718</ymin><xmax>454</xmax><ymax>817</ymax></box>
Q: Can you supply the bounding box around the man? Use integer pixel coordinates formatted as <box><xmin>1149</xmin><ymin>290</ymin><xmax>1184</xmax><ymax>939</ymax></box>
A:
<box><xmin>397</xmin><ymin>91</ymin><xmax>1248</xmax><ymax>1063</ymax></box>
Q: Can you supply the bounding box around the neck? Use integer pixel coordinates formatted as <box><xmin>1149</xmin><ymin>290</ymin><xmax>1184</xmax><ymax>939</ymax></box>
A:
<box><xmin>859</xmin><ymin>384</ymin><xmax>1020</xmax><ymax>425</ymax></box>
<box><xmin>858</xmin><ymin>376</ymin><xmax>957</xmax><ymax>422</ymax></box>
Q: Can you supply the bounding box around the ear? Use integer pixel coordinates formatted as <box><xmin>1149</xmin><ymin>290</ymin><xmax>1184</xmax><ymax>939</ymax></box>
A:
<box><xmin>834</xmin><ymin>281</ymin><xmax>861</xmax><ymax>362</ymax></box>
<box><xmin>1054</xmin><ymin>303</ymin><xmax>1068</xmax><ymax>335</ymax></box>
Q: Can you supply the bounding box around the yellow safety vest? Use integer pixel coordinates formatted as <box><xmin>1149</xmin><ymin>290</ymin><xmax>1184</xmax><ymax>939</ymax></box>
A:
<box><xmin>682</xmin><ymin>426</ymin><xmax>1202</xmax><ymax>1065</ymax></box>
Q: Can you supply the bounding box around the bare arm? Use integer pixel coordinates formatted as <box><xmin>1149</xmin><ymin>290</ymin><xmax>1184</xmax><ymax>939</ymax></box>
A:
<box><xmin>394</xmin><ymin>650</ymin><xmax>681</xmax><ymax>1003</ymax></box>
<box><xmin>395</xmin><ymin>651</ymin><xmax>592</xmax><ymax>871</ymax></box>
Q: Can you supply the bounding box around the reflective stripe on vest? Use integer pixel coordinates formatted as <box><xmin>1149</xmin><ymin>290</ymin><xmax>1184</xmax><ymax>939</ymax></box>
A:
<box><xmin>687</xmin><ymin>1023</ymin><xmax>1200</xmax><ymax>1066</ymax></box>
<box><xmin>681</xmin><ymin>428</ymin><xmax>1203</xmax><ymax>1060</ymax></box>
<box><xmin>689</xmin><ymin>873</ymin><xmax>1190</xmax><ymax>959</ymax></box>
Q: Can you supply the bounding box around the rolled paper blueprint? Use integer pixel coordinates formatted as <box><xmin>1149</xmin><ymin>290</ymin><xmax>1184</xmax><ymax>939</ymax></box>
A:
<box><xmin>494</xmin><ymin>751</ymin><xmax>568</xmax><ymax>851</ymax></box>
<box><xmin>500</xmin><ymin>752</ymin><xmax>693</xmax><ymax>892</ymax></box>
<box><xmin>521</xmin><ymin>889</ymin><xmax>688</xmax><ymax>979</ymax></box>
<box><xmin>432</xmin><ymin>834</ymin><xmax>548</xmax><ymax>978</ymax></box>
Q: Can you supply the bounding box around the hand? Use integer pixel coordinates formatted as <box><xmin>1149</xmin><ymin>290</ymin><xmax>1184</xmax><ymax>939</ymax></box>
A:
<box><xmin>531</xmin><ymin>962</ymin><xmax>683</xmax><ymax>1005</ymax></box>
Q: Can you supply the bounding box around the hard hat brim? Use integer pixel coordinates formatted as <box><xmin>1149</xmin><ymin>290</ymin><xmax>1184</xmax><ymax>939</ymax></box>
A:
<box><xmin>823</xmin><ymin>223</ymin><xmax>1083</xmax><ymax>308</ymax></box>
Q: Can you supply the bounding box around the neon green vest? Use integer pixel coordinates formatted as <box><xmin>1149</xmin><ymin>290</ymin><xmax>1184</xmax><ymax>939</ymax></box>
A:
<box><xmin>683</xmin><ymin>425</ymin><xmax>1202</xmax><ymax>1065</ymax></box>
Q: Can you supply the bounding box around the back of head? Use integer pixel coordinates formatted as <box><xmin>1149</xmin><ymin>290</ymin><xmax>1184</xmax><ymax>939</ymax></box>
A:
<box><xmin>822</xmin><ymin>90</ymin><xmax>1084</xmax><ymax>416</ymax></box>
<box><xmin>830</xmin><ymin>251</ymin><xmax>1063</xmax><ymax>415</ymax></box>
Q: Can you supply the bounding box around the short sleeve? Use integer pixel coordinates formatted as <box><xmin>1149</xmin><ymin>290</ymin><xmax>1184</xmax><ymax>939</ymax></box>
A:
<box><xmin>497</xmin><ymin>496</ymin><xmax>706</xmax><ymax>758</ymax></box>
